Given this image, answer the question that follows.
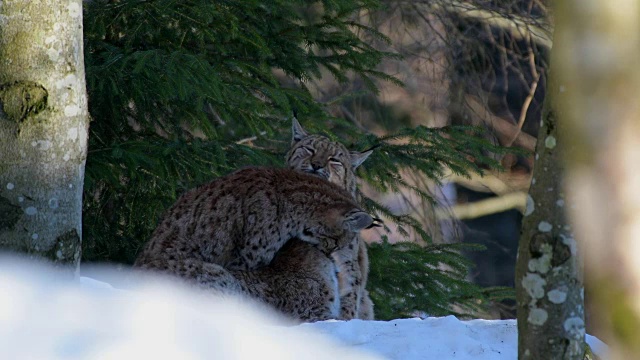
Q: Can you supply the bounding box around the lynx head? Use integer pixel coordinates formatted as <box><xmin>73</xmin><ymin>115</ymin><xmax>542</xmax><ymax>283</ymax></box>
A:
<box><xmin>298</xmin><ymin>206</ymin><xmax>374</xmax><ymax>254</ymax></box>
<box><xmin>286</xmin><ymin>117</ymin><xmax>372</xmax><ymax>198</ymax></box>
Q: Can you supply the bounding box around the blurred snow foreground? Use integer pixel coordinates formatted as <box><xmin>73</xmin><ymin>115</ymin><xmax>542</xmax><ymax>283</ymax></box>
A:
<box><xmin>0</xmin><ymin>257</ymin><xmax>607</xmax><ymax>360</ymax></box>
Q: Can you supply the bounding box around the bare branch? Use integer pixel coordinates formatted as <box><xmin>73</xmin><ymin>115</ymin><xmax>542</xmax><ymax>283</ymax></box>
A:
<box><xmin>465</xmin><ymin>94</ymin><xmax>537</xmax><ymax>151</ymax></box>
<box><xmin>429</xmin><ymin>0</ymin><xmax>553</xmax><ymax>49</ymax></box>
<box><xmin>235</xmin><ymin>131</ymin><xmax>266</xmax><ymax>145</ymax></box>
<box><xmin>508</xmin><ymin>72</ymin><xmax>541</xmax><ymax>146</ymax></box>
<box><xmin>443</xmin><ymin>167</ymin><xmax>532</xmax><ymax>194</ymax></box>
<box><xmin>435</xmin><ymin>191</ymin><xmax>527</xmax><ymax>220</ymax></box>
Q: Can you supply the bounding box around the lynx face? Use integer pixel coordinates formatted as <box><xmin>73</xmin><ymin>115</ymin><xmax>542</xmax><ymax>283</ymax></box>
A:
<box><xmin>299</xmin><ymin>208</ymin><xmax>373</xmax><ymax>254</ymax></box>
<box><xmin>286</xmin><ymin>117</ymin><xmax>371</xmax><ymax>197</ymax></box>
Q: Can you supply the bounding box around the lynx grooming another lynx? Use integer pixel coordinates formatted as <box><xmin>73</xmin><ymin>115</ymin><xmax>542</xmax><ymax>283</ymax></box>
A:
<box><xmin>285</xmin><ymin>118</ymin><xmax>375</xmax><ymax>320</ymax></box>
<box><xmin>134</xmin><ymin>167</ymin><xmax>373</xmax><ymax>272</ymax></box>
<box><xmin>142</xmin><ymin>239</ymin><xmax>344</xmax><ymax>321</ymax></box>
<box><xmin>134</xmin><ymin>119</ymin><xmax>377</xmax><ymax>322</ymax></box>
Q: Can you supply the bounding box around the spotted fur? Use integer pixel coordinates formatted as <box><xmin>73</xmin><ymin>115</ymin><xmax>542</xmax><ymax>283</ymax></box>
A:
<box><xmin>285</xmin><ymin>117</ymin><xmax>375</xmax><ymax>320</ymax></box>
<box><xmin>134</xmin><ymin>167</ymin><xmax>373</xmax><ymax>272</ymax></box>
<box><xmin>140</xmin><ymin>239</ymin><xmax>343</xmax><ymax>322</ymax></box>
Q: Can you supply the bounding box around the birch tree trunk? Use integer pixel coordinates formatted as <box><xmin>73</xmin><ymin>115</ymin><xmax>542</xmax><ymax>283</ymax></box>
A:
<box><xmin>515</xmin><ymin>66</ymin><xmax>585</xmax><ymax>359</ymax></box>
<box><xmin>554</xmin><ymin>1</ymin><xmax>640</xmax><ymax>358</ymax></box>
<box><xmin>0</xmin><ymin>0</ymin><xmax>89</xmax><ymax>272</ymax></box>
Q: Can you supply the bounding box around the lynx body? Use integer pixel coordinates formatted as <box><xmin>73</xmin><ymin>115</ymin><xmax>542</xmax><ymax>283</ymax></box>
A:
<box><xmin>142</xmin><ymin>240</ymin><xmax>342</xmax><ymax>322</ymax></box>
<box><xmin>134</xmin><ymin>167</ymin><xmax>373</xmax><ymax>272</ymax></box>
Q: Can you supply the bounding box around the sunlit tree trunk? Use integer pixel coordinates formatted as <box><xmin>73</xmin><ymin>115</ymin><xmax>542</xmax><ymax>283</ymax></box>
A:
<box><xmin>0</xmin><ymin>0</ymin><xmax>89</xmax><ymax>272</ymax></box>
<box><xmin>555</xmin><ymin>1</ymin><xmax>640</xmax><ymax>358</ymax></box>
<box><xmin>515</xmin><ymin>65</ymin><xmax>585</xmax><ymax>359</ymax></box>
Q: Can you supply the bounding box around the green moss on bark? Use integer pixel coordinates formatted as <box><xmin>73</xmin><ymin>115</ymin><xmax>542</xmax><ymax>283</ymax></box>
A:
<box><xmin>0</xmin><ymin>81</ymin><xmax>48</xmax><ymax>122</ymax></box>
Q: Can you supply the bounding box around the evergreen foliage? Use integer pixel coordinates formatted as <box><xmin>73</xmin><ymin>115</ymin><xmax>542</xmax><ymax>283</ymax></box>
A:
<box><xmin>83</xmin><ymin>0</ymin><xmax>393</xmax><ymax>262</ymax></box>
<box><xmin>82</xmin><ymin>0</ymin><xmax>515</xmax><ymax>319</ymax></box>
<box><xmin>368</xmin><ymin>240</ymin><xmax>513</xmax><ymax>320</ymax></box>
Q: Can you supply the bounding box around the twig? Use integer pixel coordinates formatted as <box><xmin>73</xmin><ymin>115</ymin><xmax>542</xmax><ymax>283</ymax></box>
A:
<box><xmin>235</xmin><ymin>131</ymin><xmax>266</xmax><ymax>145</ymax></box>
<box><xmin>442</xmin><ymin>167</ymin><xmax>531</xmax><ymax>194</ymax></box>
<box><xmin>428</xmin><ymin>0</ymin><xmax>553</xmax><ymax>49</ymax></box>
<box><xmin>465</xmin><ymin>94</ymin><xmax>537</xmax><ymax>151</ymax></box>
<box><xmin>507</xmin><ymin>39</ymin><xmax>542</xmax><ymax>147</ymax></box>
<box><xmin>510</xmin><ymin>72</ymin><xmax>540</xmax><ymax>145</ymax></box>
<box><xmin>435</xmin><ymin>191</ymin><xmax>528</xmax><ymax>220</ymax></box>
<box><xmin>207</xmin><ymin>103</ymin><xmax>225</xmax><ymax>126</ymax></box>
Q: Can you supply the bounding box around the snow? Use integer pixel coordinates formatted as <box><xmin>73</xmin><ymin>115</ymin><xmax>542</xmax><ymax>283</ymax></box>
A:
<box><xmin>303</xmin><ymin>317</ymin><xmax>516</xmax><ymax>359</ymax></box>
<box><xmin>0</xmin><ymin>257</ymin><xmax>608</xmax><ymax>359</ymax></box>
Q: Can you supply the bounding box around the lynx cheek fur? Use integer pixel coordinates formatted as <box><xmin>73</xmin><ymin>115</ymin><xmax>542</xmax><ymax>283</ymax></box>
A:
<box><xmin>285</xmin><ymin>117</ymin><xmax>375</xmax><ymax>320</ymax></box>
<box><xmin>134</xmin><ymin>167</ymin><xmax>373</xmax><ymax>272</ymax></box>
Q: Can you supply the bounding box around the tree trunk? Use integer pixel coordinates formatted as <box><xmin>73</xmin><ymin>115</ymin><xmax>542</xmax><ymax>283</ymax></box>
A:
<box><xmin>515</xmin><ymin>65</ymin><xmax>585</xmax><ymax>359</ymax></box>
<box><xmin>554</xmin><ymin>1</ymin><xmax>640</xmax><ymax>358</ymax></box>
<box><xmin>0</xmin><ymin>0</ymin><xmax>89</xmax><ymax>272</ymax></box>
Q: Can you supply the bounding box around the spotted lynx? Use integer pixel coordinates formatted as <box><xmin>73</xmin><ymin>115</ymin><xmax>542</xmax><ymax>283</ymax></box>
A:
<box><xmin>141</xmin><ymin>239</ymin><xmax>343</xmax><ymax>322</ymax></box>
<box><xmin>134</xmin><ymin>167</ymin><xmax>373</xmax><ymax>273</ymax></box>
<box><xmin>285</xmin><ymin>117</ymin><xmax>375</xmax><ymax>320</ymax></box>
<box><xmin>206</xmin><ymin>118</ymin><xmax>378</xmax><ymax>321</ymax></box>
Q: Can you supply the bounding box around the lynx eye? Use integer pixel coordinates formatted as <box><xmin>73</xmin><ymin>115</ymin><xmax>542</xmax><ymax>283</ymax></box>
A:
<box><xmin>328</xmin><ymin>157</ymin><xmax>343</xmax><ymax>167</ymax></box>
<box><xmin>302</xmin><ymin>146</ymin><xmax>315</xmax><ymax>155</ymax></box>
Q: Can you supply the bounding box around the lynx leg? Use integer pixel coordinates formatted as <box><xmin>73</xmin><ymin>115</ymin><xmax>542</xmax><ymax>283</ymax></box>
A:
<box><xmin>355</xmin><ymin>238</ymin><xmax>374</xmax><ymax>319</ymax></box>
<box><xmin>358</xmin><ymin>289</ymin><xmax>375</xmax><ymax>320</ymax></box>
<box><xmin>332</xmin><ymin>242</ymin><xmax>361</xmax><ymax>319</ymax></box>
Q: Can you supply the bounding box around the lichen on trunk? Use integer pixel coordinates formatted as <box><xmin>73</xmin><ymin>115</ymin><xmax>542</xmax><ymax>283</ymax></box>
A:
<box><xmin>515</xmin><ymin>67</ymin><xmax>586</xmax><ymax>359</ymax></box>
<box><xmin>0</xmin><ymin>0</ymin><xmax>89</xmax><ymax>272</ymax></box>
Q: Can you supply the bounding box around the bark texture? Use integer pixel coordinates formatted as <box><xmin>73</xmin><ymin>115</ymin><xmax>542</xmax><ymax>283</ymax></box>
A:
<box><xmin>0</xmin><ymin>0</ymin><xmax>89</xmax><ymax>271</ymax></box>
<box><xmin>554</xmin><ymin>1</ymin><xmax>640</xmax><ymax>358</ymax></box>
<box><xmin>515</xmin><ymin>69</ymin><xmax>585</xmax><ymax>359</ymax></box>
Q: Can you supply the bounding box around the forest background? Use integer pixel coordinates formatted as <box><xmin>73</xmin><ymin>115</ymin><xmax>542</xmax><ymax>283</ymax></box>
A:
<box><xmin>6</xmin><ymin>0</ymin><xmax>639</xmax><ymax>358</ymax></box>
<box><xmin>80</xmin><ymin>0</ymin><xmax>545</xmax><ymax>322</ymax></box>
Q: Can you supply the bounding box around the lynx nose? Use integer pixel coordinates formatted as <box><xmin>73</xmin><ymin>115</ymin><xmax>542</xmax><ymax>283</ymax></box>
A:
<box><xmin>311</xmin><ymin>162</ymin><xmax>323</xmax><ymax>171</ymax></box>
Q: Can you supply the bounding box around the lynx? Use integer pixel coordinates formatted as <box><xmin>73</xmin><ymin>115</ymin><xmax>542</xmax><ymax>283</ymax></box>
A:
<box><xmin>134</xmin><ymin>167</ymin><xmax>373</xmax><ymax>272</ymax></box>
<box><xmin>141</xmin><ymin>239</ymin><xmax>343</xmax><ymax>322</ymax></box>
<box><xmin>285</xmin><ymin>117</ymin><xmax>375</xmax><ymax>320</ymax></box>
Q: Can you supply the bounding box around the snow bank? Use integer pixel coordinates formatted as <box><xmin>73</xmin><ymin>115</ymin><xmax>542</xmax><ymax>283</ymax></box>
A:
<box><xmin>303</xmin><ymin>317</ymin><xmax>608</xmax><ymax>360</ymax></box>
<box><xmin>0</xmin><ymin>257</ymin><xmax>607</xmax><ymax>359</ymax></box>
<box><xmin>0</xmin><ymin>258</ymin><xmax>377</xmax><ymax>360</ymax></box>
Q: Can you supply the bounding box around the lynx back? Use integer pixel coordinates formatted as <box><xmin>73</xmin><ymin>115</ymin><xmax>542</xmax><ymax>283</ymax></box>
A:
<box><xmin>134</xmin><ymin>167</ymin><xmax>373</xmax><ymax>272</ymax></box>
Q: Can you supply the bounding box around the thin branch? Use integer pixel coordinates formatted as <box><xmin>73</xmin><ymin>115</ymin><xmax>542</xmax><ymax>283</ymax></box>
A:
<box><xmin>507</xmin><ymin>38</ymin><xmax>542</xmax><ymax>147</ymax></box>
<box><xmin>427</xmin><ymin>0</ymin><xmax>553</xmax><ymax>49</ymax></box>
<box><xmin>435</xmin><ymin>191</ymin><xmax>527</xmax><ymax>220</ymax></box>
<box><xmin>465</xmin><ymin>94</ymin><xmax>537</xmax><ymax>151</ymax></box>
<box><xmin>235</xmin><ymin>131</ymin><xmax>266</xmax><ymax>145</ymax></box>
<box><xmin>508</xmin><ymin>72</ymin><xmax>540</xmax><ymax>147</ymax></box>
<box><xmin>443</xmin><ymin>167</ymin><xmax>531</xmax><ymax>194</ymax></box>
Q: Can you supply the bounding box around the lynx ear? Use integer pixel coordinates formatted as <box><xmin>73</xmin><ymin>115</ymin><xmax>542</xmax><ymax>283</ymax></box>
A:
<box><xmin>292</xmin><ymin>116</ymin><xmax>309</xmax><ymax>144</ymax></box>
<box><xmin>350</xmin><ymin>149</ymin><xmax>373</xmax><ymax>169</ymax></box>
<box><xmin>343</xmin><ymin>210</ymin><xmax>374</xmax><ymax>232</ymax></box>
